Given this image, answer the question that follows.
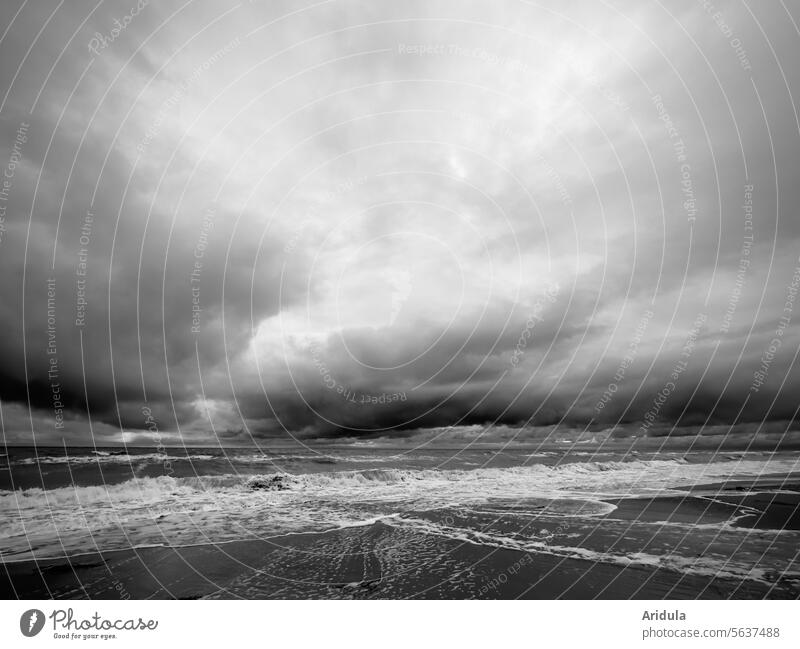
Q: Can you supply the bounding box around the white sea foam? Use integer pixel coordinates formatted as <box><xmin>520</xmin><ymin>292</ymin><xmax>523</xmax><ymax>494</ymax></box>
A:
<box><xmin>1</xmin><ymin>457</ymin><xmax>798</xmax><ymax>562</ymax></box>
<box><xmin>383</xmin><ymin>514</ymin><xmax>800</xmax><ymax>585</ymax></box>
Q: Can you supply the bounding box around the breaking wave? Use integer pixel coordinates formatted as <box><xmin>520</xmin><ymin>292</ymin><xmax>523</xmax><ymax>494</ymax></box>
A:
<box><xmin>4</xmin><ymin>457</ymin><xmax>799</xmax><ymax>507</ymax></box>
<box><xmin>2</xmin><ymin>456</ymin><xmax>798</xmax><ymax>562</ymax></box>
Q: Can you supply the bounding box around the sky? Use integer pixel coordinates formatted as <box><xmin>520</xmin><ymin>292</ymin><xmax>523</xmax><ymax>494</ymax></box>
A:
<box><xmin>0</xmin><ymin>0</ymin><xmax>799</xmax><ymax>446</ymax></box>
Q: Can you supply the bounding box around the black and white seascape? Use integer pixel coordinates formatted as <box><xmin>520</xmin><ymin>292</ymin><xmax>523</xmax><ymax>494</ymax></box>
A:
<box><xmin>1</xmin><ymin>1</ymin><xmax>800</xmax><ymax>600</ymax></box>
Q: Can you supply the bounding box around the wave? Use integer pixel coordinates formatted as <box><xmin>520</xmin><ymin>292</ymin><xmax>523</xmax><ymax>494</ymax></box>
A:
<box><xmin>5</xmin><ymin>456</ymin><xmax>800</xmax><ymax>502</ymax></box>
<box><xmin>5</xmin><ymin>452</ymin><xmax>421</xmax><ymax>467</ymax></box>
<box><xmin>8</xmin><ymin>453</ymin><xmax>328</xmax><ymax>466</ymax></box>
<box><xmin>2</xmin><ymin>456</ymin><xmax>798</xmax><ymax>561</ymax></box>
<box><xmin>10</xmin><ymin>453</ymin><xmax>217</xmax><ymax>466</ymax></box>
<box><xmin>245</xmin><ymin>456</ymin><xmax>800</xmax><ymax>492</ymax></box>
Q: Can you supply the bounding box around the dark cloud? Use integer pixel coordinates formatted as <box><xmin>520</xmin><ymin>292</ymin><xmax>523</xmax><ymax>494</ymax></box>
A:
<box><xmin>1</xmin><ymin>1</ymin><xmax>799</xmax><ymax>445</ymax></box>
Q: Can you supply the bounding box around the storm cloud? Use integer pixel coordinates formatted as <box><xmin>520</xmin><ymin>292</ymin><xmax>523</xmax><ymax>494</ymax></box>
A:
<box><xmin>1</xmin><ymin>0</ymin><xmax>799</xmax><ymax>445</ymax></box>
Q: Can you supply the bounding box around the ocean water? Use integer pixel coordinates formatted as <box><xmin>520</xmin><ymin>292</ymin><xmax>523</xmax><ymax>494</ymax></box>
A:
<box><xmin>2</xmin><ymin>445</ymin><xmax>800</xmax><ymax>595</ymax></box>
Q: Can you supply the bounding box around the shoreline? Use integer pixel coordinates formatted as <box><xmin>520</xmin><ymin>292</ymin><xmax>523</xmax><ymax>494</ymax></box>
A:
<box><xmin>2</xmin><ymin>463</ymin><xmax>798</xmax><ymax>600</ymax></box>
<box><xmin>2</xmin><ymin>520</ymin><xmax>796</xmax><ymax>600</ymax></box>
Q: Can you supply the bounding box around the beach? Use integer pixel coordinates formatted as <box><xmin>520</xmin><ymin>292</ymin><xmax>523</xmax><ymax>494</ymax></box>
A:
<box><xmin>2</xmin><ymin>445</ymin><xmax>799</xmax><ymax>599</ymax></box>
<box><xmin>1</xmin><ymin>518</ymin><xmax>794</xmax><ymax>599</ymax></box>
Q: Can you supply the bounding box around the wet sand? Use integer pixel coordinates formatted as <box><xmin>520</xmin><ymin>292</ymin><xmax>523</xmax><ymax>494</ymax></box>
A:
<box><xmin>717</xmin><ymin>492</ymin><xmax>800</xmax><ymax>531</ymax></box>
<box><xmin>602</xmin><ymin>495</ymin><xmax>743</xmax><ymax>526</ymax></box>
<box><xmin>3</xmin><ymin>469</ymin><xmax>799</xmax><ymax>599</ymax></box>
<box><xmin>0</xmin><ymin>521</ymin><xmax>793</xmax><ymax>600</ymax></box>
<box><xmin>604</xmin><ymin>474</ymin><xmax>800</xmax><ymax>528</ymax></box>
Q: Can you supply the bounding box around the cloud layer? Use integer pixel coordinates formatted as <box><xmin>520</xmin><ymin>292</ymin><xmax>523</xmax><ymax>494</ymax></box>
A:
<box><xmin>1</xmin><ymin>0</ymin><xmax>799</xmax><ymax>445</ymax></box>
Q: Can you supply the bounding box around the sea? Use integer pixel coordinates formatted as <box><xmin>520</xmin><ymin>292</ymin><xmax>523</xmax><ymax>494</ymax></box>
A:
<box><xmin>2</xmin><ymin>445</ymin><xmax>799</xmax><ymax>597</ymax></box>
